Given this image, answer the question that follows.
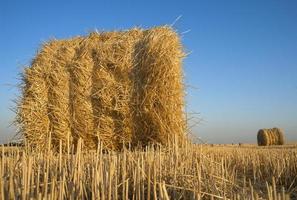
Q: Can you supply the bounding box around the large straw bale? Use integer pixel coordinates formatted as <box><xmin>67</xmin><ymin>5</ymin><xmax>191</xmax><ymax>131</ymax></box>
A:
<box><xmin>257</xmin><ymin>128</ymin><xmax>285</xmax><ymax>146</ymax></box>
<box><xmin>17</xmin><ymin>26</ymin><xmax>186</xmax><ymax>150</ymax></box>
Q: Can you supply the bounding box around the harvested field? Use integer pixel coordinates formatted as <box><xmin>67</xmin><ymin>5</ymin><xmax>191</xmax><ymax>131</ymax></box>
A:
<box><xmin>0</xmin><ymin>142</ymin><xmax>296</xmax><ymax>199</ymax></box>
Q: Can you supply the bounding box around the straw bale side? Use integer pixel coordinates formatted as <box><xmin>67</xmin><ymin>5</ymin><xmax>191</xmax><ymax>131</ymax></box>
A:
<box><xmin>17</xmin><ymin>26</ymin><xmax>186</xmax><ymax>150</ymax></box>
<box><xmin>132</xmin><ymin>27</ymin><xmax>185</xmax><ymax>146</ymax></box>
<box><xmin>17</xmin><ymin>43</ymin><xmax>53</xmax><ymax>149</ymax></box>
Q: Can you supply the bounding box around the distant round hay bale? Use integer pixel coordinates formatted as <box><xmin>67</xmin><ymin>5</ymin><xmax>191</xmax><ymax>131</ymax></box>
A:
<box><xmin>257</xmin><ymin>128</ymin><xmax>285</xmax><ymax>146</ymax></box>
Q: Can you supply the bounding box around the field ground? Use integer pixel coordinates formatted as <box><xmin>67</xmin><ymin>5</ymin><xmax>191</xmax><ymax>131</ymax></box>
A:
<box><xmin>205</xmin><ymin>143</ymin><xmax>297</xmax><ymax>150</ymax></box>
<box><xmin>0</xmin><ymin>142</ymin><xmax>296</xmax><ymax>199</ymax></box>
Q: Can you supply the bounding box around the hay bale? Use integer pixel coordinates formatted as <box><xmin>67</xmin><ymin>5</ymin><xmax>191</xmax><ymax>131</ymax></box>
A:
<box><xmin>17</xmin><ymin>26</ymin><xmax>186</xmax><ymax>150</ymax></box>
<box><xmin>257</xmin><ymin>128</ymin><xmax>285</xmax><ymax>146</ymax></box>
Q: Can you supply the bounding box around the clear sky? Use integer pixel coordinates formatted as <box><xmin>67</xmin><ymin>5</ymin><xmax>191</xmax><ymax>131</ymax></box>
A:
<box><xmin>1</xmin><ymin>0</ymin><xmax>296</xmax><ymax>144</ymax></box>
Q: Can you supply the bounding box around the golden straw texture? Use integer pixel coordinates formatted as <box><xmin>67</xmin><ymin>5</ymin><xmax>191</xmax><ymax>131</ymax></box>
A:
<box><xmin>17</xmin><ymin>26</ymin><xmax>186</xmax><ymax>150</ymax></box>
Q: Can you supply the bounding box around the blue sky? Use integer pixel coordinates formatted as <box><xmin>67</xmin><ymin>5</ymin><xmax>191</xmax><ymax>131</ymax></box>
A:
<box><xmin>1</xmin><ymin>0</ymin><xmax>296</xmax><ymax>143</ymax></box>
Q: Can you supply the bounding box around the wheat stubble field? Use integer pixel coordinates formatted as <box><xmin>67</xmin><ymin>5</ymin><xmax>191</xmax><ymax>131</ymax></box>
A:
<box><xmin>0</xmin><ymin>141</ymin><xmax>296</xmax><ymax>200</ymax></box>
